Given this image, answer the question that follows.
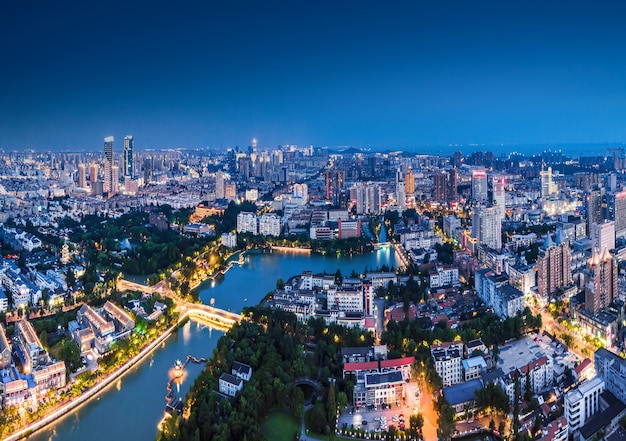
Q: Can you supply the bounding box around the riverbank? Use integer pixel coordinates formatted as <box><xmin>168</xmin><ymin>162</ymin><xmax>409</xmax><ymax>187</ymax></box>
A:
<box><xmin>5</xmin><ymin>308</ymin><xmax>219</xmax><ymax>441</ymax></box>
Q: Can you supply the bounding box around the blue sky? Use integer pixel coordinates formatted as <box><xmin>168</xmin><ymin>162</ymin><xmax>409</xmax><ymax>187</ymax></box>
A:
<box><xmin>1</xmin><ymin>1</ymin><xmax>626</xmax><ymax>151</ymax></box>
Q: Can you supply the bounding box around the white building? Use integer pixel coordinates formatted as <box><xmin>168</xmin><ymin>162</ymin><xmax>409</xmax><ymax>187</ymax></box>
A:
<box><xmin>218</xmin><ymin>372</ymin><xmax>243</xmax><ymax>397</ymax></box>
<box><xmin>327</xmin><ymin>285</ymin><xmax>363</xmax><ymax>313</ymax></box>
<box><xmin>565</xmin><ymin>376</ymin><xmax>605</xmax><ymax>432</ymax></box>
<box><xmin>237</xmin><ymin>212</ymin><xmax>258</xmax><ymax>235</ymax></box>
<box><xmin>431</xmin><ymin>343</ymin><xmax>463</xmax><ymax>387</ymax></box>
<box><xmin>429</xmin><ymin>265</ymin><xmax>460</xmax><ymax>288</ymax></box>
<box><xmin>591</xmin><ymin>220</ymin><xmax>615</xmax><ymax>252</ymax></box>
<box><xmin>258</xmin><ymin>214</ymin><xmax>281</xmax><ymax>236</ymax></box>
<box><xmin>221</xmin><ymin>232</ymin><xmax>237</xmax><ymax>248</ymax></box>
<box><xmin>462</xmin><ymin>356</ymin><xmax>487</xmax><ymax>381</ymax></box>
<box><xmin>492</xmin><ymin>175</ymin><xmax>506</xmax><ymax>220</ymax></box>
<box><xmin>472</xmin><ymin>170</ymin><xmax>488</xmax><ymax>202</ymax></box>
<box><xmin>472</xmin><ymin>205</ymin><xmax>502</xmax><ymax>250</ymax></box>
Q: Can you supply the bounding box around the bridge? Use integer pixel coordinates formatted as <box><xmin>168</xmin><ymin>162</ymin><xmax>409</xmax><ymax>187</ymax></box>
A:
<box><xmin>116</xmin><ymin>278</ymin><xmax>241</xmax><ymax>329</ymax></box>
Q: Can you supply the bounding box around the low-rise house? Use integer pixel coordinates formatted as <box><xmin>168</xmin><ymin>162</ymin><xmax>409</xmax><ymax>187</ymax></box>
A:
<box><xmin>232</xmin><ymin>361</ymin><xmax>252</xmax><ymax>382</ymax></box>
<box><xmin>218</xmin><ymin>373</ymin><xmax>243</xmax><ymax>397</ymax></box>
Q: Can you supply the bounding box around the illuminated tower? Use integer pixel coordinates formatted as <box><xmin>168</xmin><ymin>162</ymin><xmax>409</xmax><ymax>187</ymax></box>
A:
<box><xmin>103</xmin><ymin>136</ymin><xmax>114</xmax><ymax>193</ymax></box>
<box><xmin>585</xmin><ymin>247</ymin><xmax>618</xmax><ymax>314</ymax></box>
<box><xmin>492</xmin><ymin>176</ymin><xmax>506</xmax><ymax>220</ymax></box>
<box><xmin>405</xmin><ymin>167</ymin><xmax>415</xmax><ymax>195</ymax></box>
<box><xmin>89</xmin><ymin>163</ymin><xmax>99</xmax><ymax>185</ymax></box>
<box><xmin>123</xmin><ymin>135</ymin><xmax>134</xmax><ymax>178</ymax></box>
<box><xmin>471</xmin><ymin>170</ymin><xmax>488</xmax><ymax>202</ymax></box>
<box><xmin>78</xmin><ymin>163</ymin><xmax>87</xmax><ymax>188</ymax></box>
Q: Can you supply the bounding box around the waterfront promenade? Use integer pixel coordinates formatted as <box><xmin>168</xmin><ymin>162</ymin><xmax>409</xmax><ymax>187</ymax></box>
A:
<box><xmin>5</xmin><ymin>289</ymin><xmax>240</xmax><ymax>441</ymax></box>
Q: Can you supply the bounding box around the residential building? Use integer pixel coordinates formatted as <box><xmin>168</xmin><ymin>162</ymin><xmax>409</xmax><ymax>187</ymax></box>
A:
<box><xmin>103</xmin><ymin>301</ymin><xmax>135</xmax><ymax>332</ymax></box>
<box><xmin>237</xmin><ymin>212</ymin><xmax>258</xmax><ymax>234</ymax></box>
<box><xmin>103</xmin><ymin>136</ymin><xmax>114</xmax><ymax>194</ymax></box>
<box><xmin>471</xmin><ymin>170</ymin><xmax>488</xmax><ymax>202</ymax></box>
<box><xmin>218</xmin><ymin>372</ymin><xmax>243</xmax><ymax>397</ymax></box>
<box><xmin>591</xmin><ymin>220</ymin><xmax>616</xmax><ymax>252</ymax></box>
<box><xmin>0</xmin><ymin>324</ymin><xmax>11</xmax><ymax>369</ymax></box>
<box><xmin>431</xmin><ymin>343</ymin><xmax>463</xmax><ymax>387</ymax></box>
<box><xmin>462</xmin><ymin>356</ymin><xmax>487</xmax><ymax>381</ymax></box>
<box><xmin>565</xmin><ymin>376</ymin><xmax>605</xmax><ymax>432</ymax></box>
<box><xmin>492</xmin><ymin>175</ymin><xmax>506</xmax><ymax>220</ymax></box>
<box><xmin>15</xmin><ymin>320</ymin><xmax>48</xmax><ymax>373</ymax></box>
<box><xmin>536</xmin><ymin>231</ymin><xmax>572</xmax><ymax>299</ymax></box>
<box><xmin>584</xmin><ymin>247</ymin><xmax>618</xmax><ymax>314</ymax></box>
<box><xmin>221</xmin><ymin>232</ymin><xmax>237</xmax><ymax>248</ymax></box>
<box><xmin>337</xmin><ymin>219</ymin><xmax>360</xmax><ymax>239</ymax></box>
<box><xmin>428</xmin><ymin>265</ymin><xmax>460</xmax><ymax>288</ymax></box>
<box><xmin>123</xmin><ymin>135</ymin><xmax>134</xmax><ymax>178</ymax></box>
<box><xmin>472</xmin><ymin>205</ymin><xmax>502</xmax><ymax>250</ymax></box>
<box><xmin>258</xmin><ymin>214</ymin><xmax>281</xmax><ymax>236</ymax></box>
<box><xmin>595</xmin><ymin>348</ymin><xmax>626</xmax><ymax>404</ymax></box>
<box><xmin>231</xmin><ymin>361</ymin><xmax>253</xmax><ymax>382</ymax></box>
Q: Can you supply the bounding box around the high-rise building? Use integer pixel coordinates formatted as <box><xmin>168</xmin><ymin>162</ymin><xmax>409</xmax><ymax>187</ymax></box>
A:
<box><xmin>471</xmin><ymin>170</ymin><xmax>488</xmax><ymax>202</ymax></box>
<box><xmin>584</xmin><ymin>247</ymin><xmax>618</xmax><ymax>314</ymax></box>
<box><xmin>325</xmin><ymin>170</ymin><xmax>344</xmax><ymax>206</ymax></box>
<box><xmin>89</xmin><ymin>163</ymin><xmax>99</xmax><ymax>185</ymax></box>
<box><xmin>111</xmin><ymin>165</ymin><xmax>119</xmax><ymax>195</ymax></box>
<box><xmin>591</xmin><ymin>220</ymin><xmax>615</xmax><ymax>252</ymax></box>
<box><xmin>396</xmin><ymin>182</ymin><xmax>406</xmax><ymax>210</ymax></box>
<box><xmin>78</xmin><ymin>163</ymin><xmax>87</xmax><ymax>188</ymax></box>
<box><xmin>453</xmin><ymin>151</ymin><xmax>463</xmax><ymax>168</ymax></box>
<box><xmin>143</xmin><ymin>157</ymin><xmax>153</xmax><ymax>184</ymax></box>
<box><xmin>215</xmin><ymin>170</ymin><xmax>225</xmax><ymax>199</ymax></box>
<box><xmin>405</xmin><ymin>168</ymin><xmax>415</xmax><ymax>195</ymax></box>
<box><xmin>586</xmin><ymin>189</ymin><xmax>604</xmax><ymax>234</ymax></box>
<box><xmin>123</xmin><ymin>135</ymin><xmax>134</xmax><ymax>178</ymax></box>
<box><xmin>103</xmin><ymin>136</ymin><xmax>114</xmax><ymax>193</ymax></box>
<box><xmin>536</xmin><ymin>231</ymin><xmax>572</xmax><ymax>299</ymax></box>
<box><xmin>492</xmin><ymin>176</ymin><xmax>506</xmax><ymax>220</ymax></box>
<box><xmin>564</xmin><ymin>376</ymin><xmax>605</xmax><ymax>433</ymax></box>
<box><xmin>448</xmin><ymin>168</ymin><xmax>458</xmax><ymax>202</ymax></box>
<box><xmin>472</xmin><ymin>205</ymin><xmax>502</xmax><ymax>250</ymax></box>
<box><xmin>433</xmin><ymin>172</ymin><xmax>449</xmax><ymax>202</ymax></box>
<box><xmin>610</xmin><ymin>190</ymin><xmax>626</xmax><ymax>238</ymax></box>
<box><xmin>540</xmin><ymin>166</ymin><xmax>557</xmax><ymax>198</ymax></box>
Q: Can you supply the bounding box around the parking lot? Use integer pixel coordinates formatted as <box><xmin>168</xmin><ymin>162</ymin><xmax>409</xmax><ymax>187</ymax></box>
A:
<box><xmin>338</xmin><ymin>381</ymin><xmax>421</xmax><ymax>434</ymax></box>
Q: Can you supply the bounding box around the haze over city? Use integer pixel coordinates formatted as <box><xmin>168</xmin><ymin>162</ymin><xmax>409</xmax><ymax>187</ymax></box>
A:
<box><xmin>2</xmin><ymin>0</ymin><xmax>626</xmax><ymax>151</ymax></box>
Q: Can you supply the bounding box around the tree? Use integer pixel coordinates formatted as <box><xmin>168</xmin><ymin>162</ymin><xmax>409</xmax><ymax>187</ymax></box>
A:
<box><xmin>334</xmin><ymin>269</ymin><xmax>343</xmax><ymax>286</ymax></box>
<box><xmin>326</xmin><ymin>381</ymin><xmax>336</xmax><ymax>426</ymax></box>
<box><xmin>39</xmin><ymin>330</ymin><xmax>48</xmax><ymax>351</ymax></box>
<box><xmin>66</xmin><ymin>269</ymin><xmax>76</xmax><ymax>288</ymax></box>
<box><xmin>276</xmin><ymin>278</ymin><xmax>285</xmax><ymax>290</ymax></box>
<box><xmin>337</xmin><ymin>391</ymin><xmax>348</xmax><ymax>413</ymax></box>
<box><xmin>59</xmin><ymin>340</ymin><xmax>82</xmax><ymax>371</ymax></box>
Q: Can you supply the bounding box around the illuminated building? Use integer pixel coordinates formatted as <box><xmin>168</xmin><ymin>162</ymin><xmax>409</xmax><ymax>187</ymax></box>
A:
<box><xmin>471</xmin><ymin>169</ymin><xmax>488</xmax><ymax>202</ymax></box>
<box><xmin>536</xmin><ymin>231</ymin><xmax>571</xmax><ymax>299</ymax></box>
<box><xmin>103</xmin><ymin>136</ymin><xmax>114</xmax><ymax>193</ymax></box>
<box><xmin>123</xmin><ymin>135</ymin><xmax>134</xmax><ymax>178</ymax></box>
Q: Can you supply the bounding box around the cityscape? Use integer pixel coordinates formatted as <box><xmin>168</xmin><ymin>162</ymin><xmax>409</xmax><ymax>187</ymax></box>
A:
<box><xmin>3</xmin><ymin>2</ymin><xmax>626</xmax><ymax>441</ymax></box>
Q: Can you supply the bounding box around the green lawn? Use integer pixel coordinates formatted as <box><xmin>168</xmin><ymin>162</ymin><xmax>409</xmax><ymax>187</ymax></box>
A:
<box><xmin>262</xmin><ymin>411</ymin><xmax>301</xmax><ymax>441</ymax></box>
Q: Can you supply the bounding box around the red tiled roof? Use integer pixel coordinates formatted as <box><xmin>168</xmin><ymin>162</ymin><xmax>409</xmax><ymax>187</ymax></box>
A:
<box><xmin>380</xmin><ymin>356</ymin><xmax>415</xmax><ymax>368</ymax></box>
<box><xmin>574</xmin><ymin>358</ymin><xmax>592</xmax><ymax>375</ymax></box>
<box><xmin>343</xmin><ymin>361</ymin><xmax>379</xmax><ymax>371</ymax></box>
<box><xmin>519</xmin><ymin>356</ymin><xmax>548</xmax><ymax>374</ymax></box>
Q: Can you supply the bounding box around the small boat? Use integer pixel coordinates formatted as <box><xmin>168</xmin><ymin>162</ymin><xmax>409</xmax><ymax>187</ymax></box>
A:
<box><xmin>173</xmin><ymin>360</ymin><xmax>184</xmax><ymax>378</ymax></box>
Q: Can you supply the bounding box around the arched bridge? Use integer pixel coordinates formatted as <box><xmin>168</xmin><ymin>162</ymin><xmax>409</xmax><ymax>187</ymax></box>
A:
<box><xmin>117</xmin><ymin>278</ymin><xmax>241</xmax><ymax>329</ymax></box>
<box><xmin>292</xmin><ymin>377</ymin><xmax>322</xmax><ymax>395</ymax></box>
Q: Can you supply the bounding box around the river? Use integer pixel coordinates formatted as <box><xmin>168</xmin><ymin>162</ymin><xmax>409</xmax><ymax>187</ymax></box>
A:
<box><xmin>30</xmin><ymin>248</ymin><xmax>400</xmax><ymax>441</ymax></box>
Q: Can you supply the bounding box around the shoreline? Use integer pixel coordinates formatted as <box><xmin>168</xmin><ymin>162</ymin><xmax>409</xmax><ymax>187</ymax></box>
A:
<box><xmin>5</xmin><ymin>310</ymin><xmax>222</xmax><ymax>441</ymax></box>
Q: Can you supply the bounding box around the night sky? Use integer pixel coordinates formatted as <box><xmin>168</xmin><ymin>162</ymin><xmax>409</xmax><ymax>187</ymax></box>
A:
<box><xmin>1</xmin><ymin>1</ymin><xmax>626</xmax><ymax>151</ymax></box>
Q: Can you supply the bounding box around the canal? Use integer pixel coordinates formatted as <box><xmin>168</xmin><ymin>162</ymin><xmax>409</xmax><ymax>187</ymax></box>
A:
<box><xmin>31</xmin><ymin>248</ymin><xmax>400</xmax><ymax>441</ymax></box>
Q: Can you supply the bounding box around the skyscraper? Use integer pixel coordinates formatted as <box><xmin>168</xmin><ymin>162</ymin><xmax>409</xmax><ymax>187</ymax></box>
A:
<box><xmin>111</xmin><ymin>166</ymin><xmax>119</xmax><ymax>195</ymax></box>
<box><xmin>472</xmin><ymin>205</ymin><xmax>502</xmax><ymax>250</ymax></box>
<box><xmin>540</xmin><ymin>166</ymin><xmax>557</xmax><ymax>198</ymax></box>
<box><xmin>536</xmin><ymin>230</ymin><xmax>571</xmax><ymax>299</ymax></box>
<box><xmin>610</xmin><ymin>190</ymin><xmax>626</xmax><ymax>238</ymax></box>
<box><xmin>591</xmin><ymin>220</ymin><xmax>616</xmax><ymax>252</ymax></box>
<box><xmin>78</xmin><ymin>163</ymin><xmax>86</xmax><ymax>188</ymax></box>
<box><xmin>433</xmin><ymin>172</ymin><xmax>449</xmax><ymax>202</ymax></box>
<box><xmin>89</xmin><ymin>163</ymin><xmax>99</xmax><ymax>185</ymax></box>
<box><xmin>448</xmin><ymin>168</ymin><xmax>458</xmax><ymax>202</ymax></box>
<box><xmin>492</xmin><ymin>176</ymin><xmax>506</xmax><ymax>220</ymax></box>
<box><xmin>103</xmin><ymin>136</ymin><xmax>114</xmax><ymax>193</ymax></box>
<box><xmin>405</xmin><ymin>167</ymin><xmax>415</xmax><ymax>195</ymax></box>
<box><xmin>123</xmin><ymin>135</ymin><xmax>134</xmax><ymax>178</ymax></box>
<box><xmin>586</xmin><ymin>189</ymin><xmax>604</xmax><ymax>235</ymax></box>
<box><xmin>396</xmin><ymin>182</ymin><xmax>406</xmax><ymax>210</ymax></box>
<box><xmin>215</xmin><ymin>170</ymin><xmax>225</xmax><ymax>199</ymax></box>
<box><xmin>585</xmin><ymin>247</ymin><xmax>618</xmax><ymax>314</ymax></box>
<box><xmin>471</xmin><ymin>170</ymin><xmax>488</xmax><ymax>202</ymax></box>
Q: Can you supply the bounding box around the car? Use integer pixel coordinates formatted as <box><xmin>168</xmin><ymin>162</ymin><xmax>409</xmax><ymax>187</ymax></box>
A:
<box><xmin>467</xmin><ymin>419</ymin><xmax>474</xmax><ymax>424</ymax></box>
<box><xmin>374</xmin><ymin>417</ymin><xmax>381</xmax><ymax>422</ymax></box>
<box><xmin>362</xmin><ymin>420</ymin><xmax>368</xmax><ymax>426</ymax></box>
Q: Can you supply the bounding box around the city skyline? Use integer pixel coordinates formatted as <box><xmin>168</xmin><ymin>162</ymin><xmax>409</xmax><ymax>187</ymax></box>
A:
<box><xmin>1</xmin><ymin>1</ymin><xmax>626</xmax><ymax>151</ymax></box>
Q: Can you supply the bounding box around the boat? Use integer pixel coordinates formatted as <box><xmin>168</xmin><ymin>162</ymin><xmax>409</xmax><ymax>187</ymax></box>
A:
<box><xmin>173</xmin><ymin>359</ymin><xmax>184</xmax><ymax>378</ymax></box>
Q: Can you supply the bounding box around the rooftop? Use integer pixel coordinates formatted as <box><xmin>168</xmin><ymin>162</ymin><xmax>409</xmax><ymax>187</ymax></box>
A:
<box><xmin>442</xmin><ymin>379</ymin><xmax>483</xmax><ymax>406</ymax></box>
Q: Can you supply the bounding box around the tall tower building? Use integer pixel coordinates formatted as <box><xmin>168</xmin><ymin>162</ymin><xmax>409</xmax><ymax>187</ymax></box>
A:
<box><xmin>540</xmin><ymin>165</ymin><xmax>557</xmax><ymax>198</ymax></box>
<box><xmin>536</xmin><ymin>230</ymin><xmax>572</xmax><ymax>299</ymax></box>
<box><xmin>610</xmin><ymin>190</ymin><xmax>626</xmax><ymax>238</ymax></box>
<box><xmin>89</xmin><ymin>163</ymin><xmax>99</xmax><ymax>185</ymax></box>
<box><xmin>492</xmin><ymin>176</ymin><xmax>506</xmax><ymax>220</ymax></box>
<box><xmin>405</xmin><ymin>167</ymin><xmax>415</xmax><ymax>195</ymax></box>
<box><xmin>586</xmin><ymin>189</ymin><xmax>604</xmax><ymax>235</ymax></box>
<box><xmin>448</xmin><ymin>168</ymin><xmax>458</xmax><ymax>202</ymax></box>
<box><xmin>472</xmin><ymin>205</ymin><xmax>502</xmax><ymax>250</ymax></box>
<box><xmin>585</xmin><ymin>247</ymin><xmax>618</xmax><ymax>314</ymax></box>
<box><xmin>591</xmin><ymin>220</ymin><xmax>615</xmax><ymax>252</ymax></box>
<box><xmin>433</xmin><ymin>172</ymin><xmax>449</xmax><ymax>202</ymax></box>
<box><xmin>103</xmin><ymin>136</ymin><xmax>114</xmax><ymax>193</ymax></box>
<box><xmin>123</xmin><ymin>135</ymin><xmax>134</xmax><ymax>178</ymax></box>
<box><xmin>215</xmin><ymin>170</ymin><xmax>225</xmax><ymax>199</ymax></box>
<box><xmin>111</xmin><ymin>166</ymin><xmax>120</xmax><ymax>195</ymax></box>
<box><xmin>396</xmin><ymin>182</ymin><xmax>406</xmax><ymax>210</ymax></box>
<box><xmin>143</xmin><ymin>157</ymin><xmax>153</xmax><ymax>184</ymax></box>
<box><xmin>78</xmin><ymin>163</ymin><xmax>87</xmax><ymax>188</ymax></box>
<box><xmin>471</xmin><ymin>170</ymin><xmax>488</xmax><ymax>202</ymax></box>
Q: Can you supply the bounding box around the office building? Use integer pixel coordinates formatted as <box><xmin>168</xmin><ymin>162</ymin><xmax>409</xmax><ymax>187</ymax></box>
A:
<box><xmin>123</xmin><ymin>135</ymin><xmax>134</xmax><ymax>178</ymax></box>
<box><xmin>215</xmin><ymin>170</ymin><xmax>225</xmax><ymax>199</ymax></box>
<box><xmin>584</xmin><ymin>248</ymin><xmax>618</xmax><ymax>314</ymax></box>
<box><xmin>536</xmin><ymin>231</ymin><xmax>572</xmax><ymax>299</ymax></box>
<box><xmin>610</xmin><ymin>190</ymin><xmax>626</xmax><ymax>238</ymax></box>
<box><xmin>472</xmin><ymin>205</ymin><xmax>502</xmax><ymax>250</ymax></box>
<box><xmin>541</xmin><ymin>166</ymin><xmax>558</xmax><ymax>198</ymax></box>
<box><xmin>103</xmin><ymin>136</ymin><xmax>114</xmax><ymax>193</ymax></box>
<box><xmin>396</xmin><ymin>181</ymin><xmax>406</xmax><ymax>210</ymax></box>
<box><xmin>492</xmin><ymin>175</ymin><xmax>506</xmax><ymax>220</ymax></box>
<box><xmin>471</xmin><ymin>170</ymin><xmax>488</xmax><ymax>202</ymax></box>
<box><xmin>586</xmin><ymin>189</ymin><xmax>604</xmax><ymax>235</ymax></box>
<box><xmin>143</xmin><ymin>157</ymin><xmax>154</xmax><ymax>184</ymax></box>
<box><xmin>591</xmin><ymin>220</ymin><xmax>615</xmax><ymax>252</ymax></box>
